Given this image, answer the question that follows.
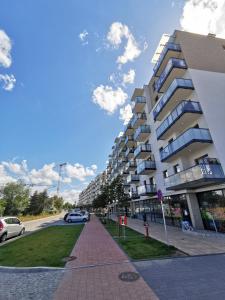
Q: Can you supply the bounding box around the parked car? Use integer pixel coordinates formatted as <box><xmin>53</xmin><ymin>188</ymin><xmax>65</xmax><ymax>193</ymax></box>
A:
<box><xmin>0</xmin><ymin>217</ymin><xmax>25</xmax><ymax>243</ymax></box>
<box><xmin>63</xmin><ymin>212</ymin><xmax>69</xmax><ymax>222</ymax></box>
<box><xmin>81</xmin><ymin>210</ymin><xmax>90</xmax><ymax>221</ymax></box>
<box><xmin>66</xmin><ymin>212</ymin><xmax>88</xmax><ymax>223</ymax></box>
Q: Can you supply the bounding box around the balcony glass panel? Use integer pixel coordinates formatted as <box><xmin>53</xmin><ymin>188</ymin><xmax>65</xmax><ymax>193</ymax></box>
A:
<box><xmin>155</xmin><ymin>58</ymin><xmax>187</xmax><ymax>92</ymax></box>
<box><xmin>160</xmin><ymin>128</ymin><xmax>212</xmax><ymax>161</ymax></box>
<box><xmin>137</xmin><ymin>161</ymin><xmax>156</xmax><ymax>174</ymax></box>
<box><xmin>127</xmin><ymin>174</ymin><xmax>139</xmax><ymax>183</ymax></box>
<box><xmin>135</xmin><ymin>96</ymin><xmax>146</xmax><ymax>104</ymax></box>
<box><xmin>131</xmin><ymin>113</ymin><xmax>147</xmax><ymax>127</ymax></box>
<box><xmin>125</xmin><ymin>135</ymin><xmax>134</xmax><ymax>144</ymax></box>
<box><xmin>134</xmin><ymin>144</ymin><xmax>151</xmax><ymax>157</ymax></box>
<box><xmin>153</xmin><ymin>78</ymin><xmax>194</xmax><ymax>120</ymax></box>
<box><xmin>156</xmin><ymin>101</ymin><xmax>202</xmax><ymax>139</ymax></box>
<box><xmin>153</xmin><ymin>43</ymin><xmax>181</xmax><ymax>75</ymax></box>
<box><xmin>134</xmin><ymin>125</ymin><xmax>151</xmax><ymax>140</ymax></box>
<box><xmin>165</xmin><ymin>163</ymin><xmax>225</xmax><ymax>189</ymax></box>
<box><xmin>138</xmin><ymin>184</ymin><xmax>157</xmax><ymax>195</ymax></box>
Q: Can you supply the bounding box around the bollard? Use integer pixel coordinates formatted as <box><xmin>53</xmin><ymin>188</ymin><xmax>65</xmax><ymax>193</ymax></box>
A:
<box><xmin>144</xmin><ymin>223</ymin><xmax>149</xmax><ymax>239</ymax></box>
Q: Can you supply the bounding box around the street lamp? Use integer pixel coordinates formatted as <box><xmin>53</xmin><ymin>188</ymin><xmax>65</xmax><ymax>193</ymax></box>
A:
<box><xmin>57</xmin><ymin>162</ymin><xmax>67</xmax><ymax>196</ymax></box>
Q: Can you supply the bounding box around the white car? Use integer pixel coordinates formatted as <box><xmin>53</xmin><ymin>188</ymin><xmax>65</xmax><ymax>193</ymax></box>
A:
<box><xmin>66</xmin><ymin>212</ymin><xmax>88</xmax><ymax>223</ymax></box>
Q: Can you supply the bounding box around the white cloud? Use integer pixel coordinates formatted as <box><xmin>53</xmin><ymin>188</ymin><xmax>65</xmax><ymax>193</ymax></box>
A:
<box><xmin>0</xmin><ymin>30</ymin><xmax>12</xmax><ymax>68</ymax></box>
<box><xmin>29</xmin><ymin>163</ymin><xmax>59</xmax><ymax>185</ymax></box>
<box><xmin>65</xmin><ymin>163</ymin><xmax>97</xmax><ymax>181</ymax></box>
<box><xmin>2</xmin><ymin>160</ymin><xmax>27</xmax><ymax>175</ymax></box>
<box><xmin>107</xmin><ymin>22</ymin><xmax>141</xmax><ymax>65</ymax></box>
<box><xmin>92</xmin><ymin>85</ymin><xmax>128</xmax><ymax>114</ymax></box>
<box><xmin>79</xmin><ymin>30</ymin><xmax>89</xmax><ymax>45</ymax></box>
<box><xmin>119</xmin><ymin>104</ymin><xmax>133</xmax><ymax>125</ymax></box>
<box><xmin>0</xmin><ymin>74</ymin><xmax>16</xmax><ymax>91</ymax></box>
<box><xmin>122</xmin><ymin>69</ymin><xmax>135</xmax><ymax>85</ymax></box>
<box><xmin>60</xmin><ymin>189</ymin><xmax>81</xmax><ymax>204</ymax></box>
<box><xmin>0</xmin><ymin>165</ymin><xmax>16</xmax><ymax>186</ymax></box>
<box><xmin>180</xmin><ymin>0</ymin><xmax>225</xmax><ymax>38</ymax></box>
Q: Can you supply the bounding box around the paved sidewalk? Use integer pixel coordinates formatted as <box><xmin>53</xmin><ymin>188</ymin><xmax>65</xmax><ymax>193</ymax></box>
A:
<box><xmin>111</xmin><ymin>216</ymin><xmax>225</xmax><ymax>256</ymax></box>
<box><xmin>54</xmin><ymin>215</ymin><xmax>158</xmax><ymax>300</ymax></box>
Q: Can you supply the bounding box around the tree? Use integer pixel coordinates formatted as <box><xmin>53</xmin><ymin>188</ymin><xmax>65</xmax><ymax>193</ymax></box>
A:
<box><xmin>0</xmin><ymin>199</ymin><xmax>6</xmax><ymax>216</ymax></box>
<box><xmin>52</xmin><ymin>195</ymin><xmax>64</xmax><ymax>212</ymax></box>
<box><xmin>63</xmin><ymin>202</ymin><xmax>73</xmax><ymax>211</ymax></box>
<box><xmin>3</xmin><ymin>182</ymin><xmax>30</xmax><ymax>215</ymax></box>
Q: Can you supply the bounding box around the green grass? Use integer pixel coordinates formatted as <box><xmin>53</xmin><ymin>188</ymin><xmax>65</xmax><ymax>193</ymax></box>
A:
<box><xmin>0</xmin><ymin>225</ymin><xmax>83</xmax><ymax>267</ymax></box>
<box><xmin>104</xmin><ymin>219</ymin><xmax>178</xmax><ymax>260</ymax></box>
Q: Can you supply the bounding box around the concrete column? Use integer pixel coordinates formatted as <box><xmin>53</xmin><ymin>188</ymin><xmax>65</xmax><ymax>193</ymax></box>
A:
<box><xmin>186</xmin><ymin>193</ymin><xmax>204</xmax><ymax>230</ymax></box>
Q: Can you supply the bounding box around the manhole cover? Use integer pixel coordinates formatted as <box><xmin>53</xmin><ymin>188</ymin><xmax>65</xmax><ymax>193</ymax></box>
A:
<box><xmin>62</xmin><ymin>256</ymin><xmax>77</xmax><ymax>262</ymax></box>
<box><xmin>119</xmin><ymin>272</ymin><xmax>140</xmax><ymax>282</ymax></box>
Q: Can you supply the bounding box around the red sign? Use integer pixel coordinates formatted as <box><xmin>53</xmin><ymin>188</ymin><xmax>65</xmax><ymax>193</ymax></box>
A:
<box><xmin>119</xmin><ymin>215</ymin><xmax>127</xmax><ymax>226</ymax></box>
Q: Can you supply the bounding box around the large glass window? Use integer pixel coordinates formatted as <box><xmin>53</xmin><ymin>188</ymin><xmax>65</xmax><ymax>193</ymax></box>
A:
<box><xmin>197</xmin><ymin>190</ymin><xmax>225</xmax><ymax>233</ymax></box>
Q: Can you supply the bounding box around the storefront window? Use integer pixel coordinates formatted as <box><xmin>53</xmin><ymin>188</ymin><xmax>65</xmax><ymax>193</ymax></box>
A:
<box><xmin>197</xmin><ymin>189</ymin><xmax>225</xmax><ymax>233</ymax></box>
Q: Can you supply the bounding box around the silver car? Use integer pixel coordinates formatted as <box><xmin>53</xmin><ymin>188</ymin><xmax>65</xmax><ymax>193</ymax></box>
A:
<box><xmin>0</xmin><ymin>217</ymin><xmax>25</xmax><ymax>243</ymax></box>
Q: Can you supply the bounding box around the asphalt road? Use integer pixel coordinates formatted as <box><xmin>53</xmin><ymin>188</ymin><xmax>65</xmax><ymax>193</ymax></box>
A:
<box><xmin>134</xmin><ymin>254</ymin><xmax>225</xmax><ymax>300</ymax></box>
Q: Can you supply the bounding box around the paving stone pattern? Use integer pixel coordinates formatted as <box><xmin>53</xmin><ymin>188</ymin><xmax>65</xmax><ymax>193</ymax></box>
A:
<box><xmin>54</xmin><ymin>215</ymin><xmax>158</xmax><ymax>300</ymax></box>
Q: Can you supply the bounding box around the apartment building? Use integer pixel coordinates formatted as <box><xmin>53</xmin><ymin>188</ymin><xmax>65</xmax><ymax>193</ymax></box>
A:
<box><xmin>78</xmin><ymin>171</ymin><xmax>107</xmax><ymax>206</ymax></box>
<box><xmin>106</xmin><ymin>30</ymin><xmax>225</xmax><ymax>233</ymax></box>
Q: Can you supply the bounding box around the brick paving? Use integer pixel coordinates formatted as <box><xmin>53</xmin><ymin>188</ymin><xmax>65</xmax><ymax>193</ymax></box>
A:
<box><xmin>54</xmin><ymin>215</ymin><xmax>158</xmax><ymax>300</ymax></box>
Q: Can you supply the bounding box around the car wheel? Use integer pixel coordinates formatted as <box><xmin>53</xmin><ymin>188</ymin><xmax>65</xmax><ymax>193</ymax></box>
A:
<box><xmin>0</xmin><ymin>233</ymin><xmax>7</xmax><ymax>243</ymax></box>
<box><xmin>83</xmin><ymin>218</ymin><xmax>87</xmax><ymax>222</ymax></box>
<box><xmin>19</xmin><ymin>228</ymin><xmax>25</xmax><ymax>236</ymax></box>
<box><xmin>68</xmin><ymin>219</ymin><xmax>72</xmax><ymax>223</ymax></box>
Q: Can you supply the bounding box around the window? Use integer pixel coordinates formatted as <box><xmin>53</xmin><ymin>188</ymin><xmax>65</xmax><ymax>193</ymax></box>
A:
<box><xmin>174</xmin><ymin>164</ymin><xmax>181</xmax><ymax>174</ymax></box>
<box><xmin>149</xmin><ymin>177</ymin><xmax>155</xmax><ymax>185</ymax></box>
<box><xmin>163</xmin><ymin>170</ymin><xmax>168</xmax><ymax>178</ymax></box>
<box><xmin>195</xmin><ymin>154</ymin><xmax>208</xmax><ymax>165</ymax></box>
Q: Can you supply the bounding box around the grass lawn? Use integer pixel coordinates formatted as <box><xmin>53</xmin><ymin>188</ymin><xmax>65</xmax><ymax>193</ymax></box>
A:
<box><xmin>103</xmin><ymin>219</ymin><xmax>179</xmax><ymax>260</ymax></box>
<box><xmin>0</xmin><ymin>225</ymin><xmax>83</xmax><ymax>267</ymax></box>
<box><xmin>19</xmin><ymin>212</ymin><xmax>60</xmax><ymax>222</ymax></box>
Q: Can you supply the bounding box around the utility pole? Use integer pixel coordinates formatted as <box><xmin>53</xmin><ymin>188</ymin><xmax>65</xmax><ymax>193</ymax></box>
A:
<box><xmin>57</xmin><ymin>162</ymin><xmax>67</xmax><ymax>197</ymax></box>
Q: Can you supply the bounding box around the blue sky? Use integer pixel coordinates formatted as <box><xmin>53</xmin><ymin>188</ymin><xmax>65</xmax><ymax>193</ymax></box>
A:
<box><xmin>0</xmin><ymin>0</ymin><xmax>224</xmax><ymax>202</ymax></box>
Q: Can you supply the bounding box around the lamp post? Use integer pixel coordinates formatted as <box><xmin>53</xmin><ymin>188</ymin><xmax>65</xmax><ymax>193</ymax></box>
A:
<box><xmin>57</xmin><ymin>162</ymin><xmax>67</xmax><ymax>197</ymax></box>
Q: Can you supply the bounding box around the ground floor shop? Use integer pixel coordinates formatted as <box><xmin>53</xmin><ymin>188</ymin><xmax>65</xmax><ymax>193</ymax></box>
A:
<box><xmin>130</xmin><ymin>188</ymin><xmax>225</xmax><ymax>233</ymax></box>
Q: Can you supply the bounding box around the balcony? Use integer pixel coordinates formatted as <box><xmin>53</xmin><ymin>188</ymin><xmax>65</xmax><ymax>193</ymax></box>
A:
<box><xmin>125</xmin><ymin>122</ymin><xmax>134</xmax><ymax>136</ymax></box>
<box><xmin>165</xmin><ymin>161</ymin><xmax>225</xmax><ymax>190</ymax></box>
<box><xmin>137</xmin><ymin>160</ymin><xmax>156</xmax><ymax>175</ymax></box>
<box><xmin>131</xmin><ymin>113</ymin><xmax>147</xmax><ymax>129</ymax></box>
<box><xmin>125</xmin><ymin>135</ymin><xmax>136</xmax><ymax>148</ymax></box>
<box><xmin>155</xmin><ymin>58</ymin><xmax>187</xmax><ymax>93</ymax></box>
<box><xmin>127</xmin><ymin>174</ymin><xmax>140</xmax><ymax>184</ymax></box>
<box><xmin>118</xmin><ymin>137</ymin><xmax>125</xmax><ymax>149</ymax></box>
<box><xmin>153</xmin><ymin>42</ymin><xmax>182</xmax><ymax>76</ymax></box>
<box><xmin>133</xmin><ymin>96</ymin><xmax>146</xmax><ymax>113</ymax></box>
<box><xmin>125</xmin><ymin>161</ymin><xmax>137</xmax><ymax>171</ymax></box>
<box><xmin>138</xmin><ymin>184</ymin><xmax>157</xmax><ymax>196</ymax></box>
<box><xmin>134</xmin><ymin>144</ymin><xmax>151</xmax><ymax>159</ymax></box>
<box><xmin>125</xmin><ymin>147</ymin><xmax>135</xmax><ymax>159</ymax></box>
<box><xmin>131</xmin><ymin>191</ymin><xmax>140</xmax><ymax>199</ymax></box>
<box><xmin>153</xmin><ymin>78</ymin><xmax>194</xmax><ymax>121</ymax></box>
<box><xmin>156</xmin><ymin>101</ymin><xmax>202</xmax><ymax>140</ymax></box>
<box><xmin>134</xmin><ymin>125</ymin><xmax>151</xmax><ymax>142</ymax></box>
<box><xmin>160</xmin><ymin>128</ymin><xmax>212</xmax><ymax>162</ymax></box>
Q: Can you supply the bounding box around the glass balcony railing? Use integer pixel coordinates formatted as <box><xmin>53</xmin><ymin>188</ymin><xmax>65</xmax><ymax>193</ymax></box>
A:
<box><xmin>153</xmin><ymin>78</ymin><xmax>194</xmax><ymax>120</ymax></box>
<box><xmin>127</xmin><ymin>174</ymin><xmax>140</xmax><ymax>184</ymax></box>
<box><xmin>134</xmin><ymin>96</ymin><xmax>146</xmax><ymax>104</ymax></box>
<box><xmin>155</xmin><ymin>58</ymin><xmax>187</xmax><ymax>92</ymax></box>
<box><xmin>160</xmin><ymin>128</ymin><xmax>212</xmax><ymax>161</ymax></box>
<box><xmin>156</xmin><ymin>101</ymin><xmax>202</xmax><ymax>139</ymax></box>
<box><xmin>137</xmin><ymin>161</ymin><xmax>156</xmax><ymax>174</ymax></box>
<box><xmin>134</xmin><ymin>144</ymin><xmax>151</xmax><ymax>157</ymax></box>
<box><xmin>165</xmin><ymin>163</ymin><xmax>225</xmax><ymax>190</ymax></box>
<box><xmin>134</xmin><ymin>125</ymin><xmax>151</xmax><ymax>140</ymax></box>
<box><xmin>131</xmin><ymin>113</ymin><xmax>147</xmax><ymax>127</ymax></box>
<box><xmin>125</xmin><ymin>135</ymin><xmax>134</xmax><ymax>145</ymax></box>
<box><xmin>125</xmin><ymin>147</ymin><xmax>135</xmax><ymax>157</ymax></box>
<box><xmin>153</xmin><ymin>42</ymin><xmax>182</xmax><ymax>75</ymax></box>
<box><xmin>138</xmin><ymin>184</ymin><xmax>157</xmax><ymax>195</ymax></box>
